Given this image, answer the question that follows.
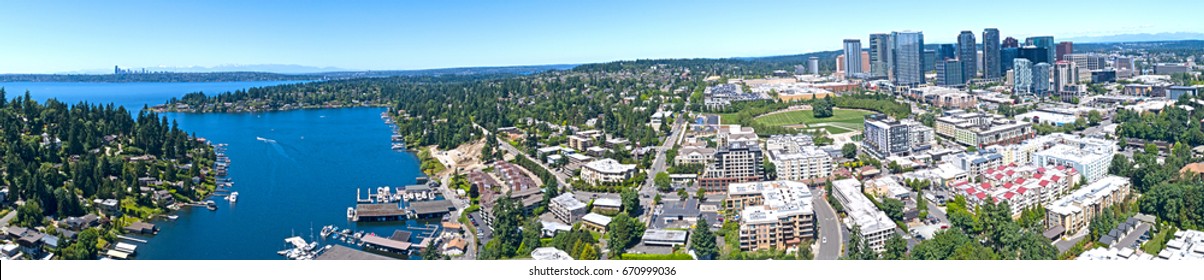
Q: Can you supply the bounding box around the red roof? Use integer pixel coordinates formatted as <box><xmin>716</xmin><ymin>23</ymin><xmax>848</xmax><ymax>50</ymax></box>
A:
<box><xmin>981</xmin><ymin>182</ymin><xmax>992</xmax><ymax>189</ymax></box>
<box><xmin>1017</xmin><ymin>187</ymin><xmax>1029</xmax><ymax>194</ymax></box>
<box><xmin>976</xmin><ymin>192</ymin><xmax>987</xmax><ymax>199</ymax></box>
<box><xmin>1006</xmin><ymin>170</ymin><xmax>1015</xmax><ymax>176</ymax></box>
<box><xmin>1051</xmin><ymin>175</ymin><xmax>1061</xmax><ymax>182</ymax></box>
<box><xmin>1039</xmin><ymin>180</ymin><xmax>1051</xmax><ymax>187</ymax></box>
<box><xmin>1003</xmin><ymin>192</ymin><xmax>1015</xmax><ymax>199</ymax></box>
<box><xmin>1003</xmin><ymin>182</ymin><xmax>1014</xmax><ymax>188</ymax></box>
<box><xmin>994</xmin><ymin>174</ymin><xmax>1005</xmax><ymax>180</ymax></box>
<box><xmin>965</xmin><ymin>187</ymin><xmax>978</xmax><ymax>194</ymax></box>
<box><xmin>1033</xmin><ymin>173</ymin><xmax>1044</xmax><ymax>179</ymax></box>
<box><xmin>1056</xmin><ymin>165</ymin><xmax>1066</xmax><ymax>170</ymax></box>
<box><xmin>1037</xmin><ymin>167</ymin><xmax>1047</xmax><ymax>173</ymax></box>
<box><xmin>1014</xmin><ymin>178</ymin><xmax>1026</xmax><ymax>185</ymax></box>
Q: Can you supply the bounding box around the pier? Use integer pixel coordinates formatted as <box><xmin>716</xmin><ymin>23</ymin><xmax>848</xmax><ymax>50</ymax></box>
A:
<box><xmin>116</xmin><ymin>235</ymin><xmax>149</xmax><ymax>244</ymax></box>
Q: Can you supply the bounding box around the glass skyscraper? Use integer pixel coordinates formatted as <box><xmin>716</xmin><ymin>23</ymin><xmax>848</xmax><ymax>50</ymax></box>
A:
<box><xmin>957</xmin><ymin>31</ymin><xmax>977</xmax><ymax>80</ymax></box>
<box><xmin>983</xmin><ymin>28</ymin><xmax>1001</xmax><ymax>79</ymax></box>
<box><xmin>891</xmin><ymin>31</ymin><xmax>925</xmax><ymax>86</ymax></box>
<box><xmin>1026</xmin><ymin>36</ymin><xmax>1055</xmax><ymax>67</ymax></box>
<box><xmin>938</xmin><ymin>44</ymin><xmax>957</xmax><ymax>61</ymax></box>
<box><xmin>844</xmin><ymin>39</ymin><xmax>863</xmax><ymax>76</ymax></box>
<box><xmin>869</xmin><ymin>33</ymin><xmax>892</xmax><ymax>78</ymax></box>
<box><xmin>1001</xmin><ymin>47</ymin><xmax>1019</xmax><ymax>72</ymax></box>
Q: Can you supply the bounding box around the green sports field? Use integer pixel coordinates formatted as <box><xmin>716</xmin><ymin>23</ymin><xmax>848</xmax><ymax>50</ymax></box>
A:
<box><xmin>753</xmin><ymin>109</ymin><xmax>873</xmax><ymax>132</ymax></box>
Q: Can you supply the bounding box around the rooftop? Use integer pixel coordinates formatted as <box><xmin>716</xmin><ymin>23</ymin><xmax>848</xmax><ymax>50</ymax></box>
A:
<box><xmin>551</xmin><ymin>193</ymin><xmax>586</xmax><ymax>211</ymax></box>
<box><xmin>832</xmin><ymin>178</ymin><xmax>897</xmax><ymax>234</ymax></box>
<box><xmin>531</xmin><ymin>247</ymin><xmax>574</xmax><ymax>260</ymax></box>
<box><xmin>582</xmin><ymin>213</ymin><xmax>613</xmax><ymax>226</ymax></box>
<box><xmin>316</xmin><ymin>245</ymin><xmax>398</xmax><ymax>260</ymax></box>
<box><xmin>583</xmin><ymin>158</ymin><xmax>636</xmax><ymax>174</ymax></box>
<box><xmin>1048</xmin><ymin>175</ymin><xmax>1130</xmax><ymax>215</ymax></box>
<box><xmin>728</xmin><ymin>180</ymin><xmax>814</xmax><ymax>224</ymax></box>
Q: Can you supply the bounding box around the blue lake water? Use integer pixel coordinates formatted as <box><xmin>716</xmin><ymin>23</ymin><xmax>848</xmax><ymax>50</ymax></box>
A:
<box><xmin>0</xmin><ymin>81</ymin><xmax>304</xmax><ymax>110</ymax></box>
<box><xmin>5</xmin><ymin>82</ymin><xmax>430</xmax><ymax>259</ymax></box>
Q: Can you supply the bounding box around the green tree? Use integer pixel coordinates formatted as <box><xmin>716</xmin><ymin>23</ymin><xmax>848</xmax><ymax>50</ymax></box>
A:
<box><xmin>882</xmin><ymin>233</ymin><xmax>909</xmax><ymax>260</ymax></box>
<box><xmin>690</xmin><ymin>219</ymin><xmax>718</xmax><ymax>260</ymax></box>
<box><xmin>842</xmin><ymin>225</ymin><xmax>877</xmax><ymax>260</ymax></box>
<box><xmin>606</xmin><ymin>213</ymin><xmax>644</xmax><ymax>257</ymax></box>
<box><xmin>422</xmin><ymin>240</ymin><xmax>446</xmax><ymax>260</ymax></box>
<box><xmin>841</xmin><ymin>143</ymin><xmax>858</xmax><ymax>159</ymax></box>
<box><xmin>880</xmin><ymin>198</ymin><xmax>905</xmax><ymax>221</ymax></box>
<box><xmin>762</xmin><ymin>160</ymin><xmax>777</xmax><ymax>180</ymax></box>
<box><xmin>654</xmin><ymin>172</ymin><xmax>672</xmax><ymax>192</ymax></box>
<box><xmin>16</xmin><ymin>200</ymin><xmax>44</xmax><ymax>227</ymax></box>
<box><xmin>620</xmin><ymin>188</ymin><xmax>641</xmax><ymax>216</ymax></box>
<box><xmin>61</xmin><ymin>228</ymin><xmax>101</xmax><ymax>260</ymax></box>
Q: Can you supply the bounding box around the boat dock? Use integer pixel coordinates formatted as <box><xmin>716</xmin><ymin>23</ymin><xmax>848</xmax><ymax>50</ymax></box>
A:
<box><xmin>116</xmin><ymin>235</ymin><xmax>148</xmax><ymax>244</ymax></box>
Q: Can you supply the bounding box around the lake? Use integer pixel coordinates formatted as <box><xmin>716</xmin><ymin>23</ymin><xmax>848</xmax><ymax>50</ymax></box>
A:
<box><xmin>4</xmin><ymin>82</ymin><xmax>431</xmax><ymax>259</ymax></box>
<box><xmin>0</xmin><ymin>81</ymin><xmax>304</xmax><ymax>110</ymax></box>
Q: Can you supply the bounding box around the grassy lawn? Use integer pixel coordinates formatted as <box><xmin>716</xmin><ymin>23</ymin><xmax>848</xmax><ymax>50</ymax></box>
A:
<box><xmin>753</xmin><ymin>109</ymin><xmax>873</xmax><ymax>129</ymax></box>
<box><xmin>716</xmin><ymin>113</ymin><xmax>742</xmax><ymax>125</ymax></box>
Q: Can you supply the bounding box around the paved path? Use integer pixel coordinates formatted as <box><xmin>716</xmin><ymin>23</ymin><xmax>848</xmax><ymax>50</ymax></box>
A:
<box><xmin>0</xmin><ymin>210</ymin><xmax>16</xmax><ymax>227</ymax></box>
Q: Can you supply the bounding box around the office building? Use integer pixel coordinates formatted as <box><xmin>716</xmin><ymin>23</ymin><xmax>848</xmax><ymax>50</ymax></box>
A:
<box><xmin>844</xmin><ymin>39</ymin><xmax>864</xmax><ymax>76</ymax></box>
<box><xmin>1018</xmin><ymin>46</ymin><xmax>1050</xmax><ymax>65</ymax></box>
<box><xmin>958</xmin><ymin>31</ymin><xmax>978</xmax><ymax>79</ymax></box>
<box><xmin>1056</xmin><ymin>41</ymin><xmax>1073</xmax><ymax>61</ymax></box>
<box><xmin>725</xmin><ymin>180</ymin><xmax>816</xmax><ymax>251</ymax></box>
<box><xmin>937</xmin><ymin>44</ymin><xmax>957</xmax><ymax>61</ymax></box>
<box><xmin>1046</xmin><ymin>175</ymin><xmax>1131</xmax><ymax>237</ymax></box>
<box><xmin>936</xmin><ymin>111</ymin><xmax>1034</xmax><ymax>148</ymax></box>
<box><xmin>869</xmin><ymin>33</ymin><xmax>892</xmax><ymax>78</ymax></box>
<box><xmin>983</xmin><ymin>28</ymin><xmax>1001</xmax><ymax>79</ymax></box>
<box><xmin>1026</xmin><ymin>36</ymin><xmax>1056</xmax><ymax>66</ymax></box>
<box><xmin>1092</xmin><ymin>69</ymin><xmax>1117</xmax><ymax>83</ymax></box>
<box><xmin>1001</xmin><ymin>47</ymin><xmax>1019</xmax><ymax>72</ymax></box>
<box><xmin>1002</xmin><ymin>36</ymin><xmax>1019</xmax><ymax>48</ymax></box>
<box><xmin>892</xmin><ymin>31</ymin><xmax>925</xmax><ymax>87</ymax></box>
<box><xmin>937</xmin><ymin>59</ymin><xmax>966</xmax><ymax>87</ymax></box>
<box><xmin>699</xmin><ymin>141</ymin><xmax>764</xmax><ymax>193</ymax></box>
<box><xmin>580</xmin><ymin>158</ymin><xmax>637</xmax><ymax>185</ymax></box>
<box><xmin>832</xmin><ymin>178</ymin><xmax>896</xmax><ymax>253</ymax></box>
<box><xmin>1065</xmin><ymin>54</ymin><xmax>1106</xmax><ymax>70</ymax></box>
<box><xmin>765</xmin><ymin>134</ymin><xmax>833</xmax><ymax>181</ymax></box>
<box><xmin>922</xmin><ymin>50</ymin><xmax>936</xmax><ymax>72</ymax></box>
<box><xmin>1013</xmin><ymin>58</ymin><xmax>1033</xmax><ymax>94</ymax></box>
<box><xmin>1033</xmin><ymin>63</ymin><xmax>1052</xmax><ymax>95</ymax></box>
<box><xmin>1168</xmin><ymin>86</ymin><xmax>1200</xmax><ymax>100</ymax></box>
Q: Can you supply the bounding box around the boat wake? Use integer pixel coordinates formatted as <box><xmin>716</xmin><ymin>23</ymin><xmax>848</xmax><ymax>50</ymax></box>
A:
<box><xmin>256</xmin><ymin>136</ymin><xmax>277</xmax><ymax>143</ymax></box>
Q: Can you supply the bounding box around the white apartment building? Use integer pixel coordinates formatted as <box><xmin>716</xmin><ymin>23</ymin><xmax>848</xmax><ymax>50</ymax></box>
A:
<box><xmin>832</xmin><ymin>178</ymin><xmax>897</xmax><ymax>253</ymax></box>
<box><xmin>549</xmin><ymin>193</ymin><xmax>587</xmax><ymax>224</ymax></box>
<box><xmin>765</xmin><ymin>134</ymin><xmax>833</xmax><ymax>181</ymax></box>
<box><xmin>580</xmin><ymin>158</ymin><xmax>637</xmax><ymax>185</ymax></box>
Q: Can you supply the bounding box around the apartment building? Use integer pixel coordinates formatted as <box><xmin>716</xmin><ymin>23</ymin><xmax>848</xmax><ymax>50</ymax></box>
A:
<box><xmin>765</xmin><ymin>134</ymin><xmax>833</xmax><ymax>181</ymax></box>
<box><xmin>1046</xmin><ymin>175</ymin><xmax>1131</xmax><ymax>237</ymax></box>
<box><xmin>724</xmin><ymin>180</ymin><xmax>815</xmax><ymax>251</ymax></box>
<box><xmin>832</xmin><ymin>178</ymin><xmax>897</xmax><ymax>253</ymax></box>
<box><xmin>935</xmin><ymin>111</ymin><xmax>1034</xmax><ymax>148</ymax></box>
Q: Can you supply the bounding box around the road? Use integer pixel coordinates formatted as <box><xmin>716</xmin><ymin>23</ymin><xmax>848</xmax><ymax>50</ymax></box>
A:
<box><xmin>926</xmin><ymin>199</ymin><xmax>949</xmax><ymax>225</ymax></box>
<box><xmin>639</xmin><ymin>120</ymin><xmax>686</xmax><ymax>224</ymax></box>
<box><xmin>813</xmin><ymin>189</ymin><xmax>843</xmax><ymax>260</ymax></box>
<box><xmin>0</xmin><ymin>209</ymin><xmax>16</xmax><ymax>227</ymax></box>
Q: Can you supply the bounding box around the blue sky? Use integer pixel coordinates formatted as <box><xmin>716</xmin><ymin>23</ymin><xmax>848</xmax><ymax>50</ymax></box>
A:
<box><xmin>1</xmin><ymin>0</ymin><xmax>1200</xmax><ymax>73</ymax></box>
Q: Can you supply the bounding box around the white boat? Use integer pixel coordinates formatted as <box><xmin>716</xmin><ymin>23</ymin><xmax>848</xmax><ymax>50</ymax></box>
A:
<box><xmin>166</xmin><ymin>215</ymin><xmax>179</xmax><ymax>220</ymax></box>
<box><xmin>346</xmin><ymin>207</ymin><xmax>355</xmax><ymax>219</ymax></box>
<box><xmin>228</xmin><ymin>192</ymin><xmax>239</xmax><ymax>203</ymax></box>
<box><xmin>391</xmin><ymin>143</ymin><xmax>405</xmax><ymax>150</ymax></box>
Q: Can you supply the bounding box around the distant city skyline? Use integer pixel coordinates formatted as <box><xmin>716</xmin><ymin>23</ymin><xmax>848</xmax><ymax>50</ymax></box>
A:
<box><xmin>1</xmin><ymin>0</ymin><xmax>1201</xmax><ymax>74</ymax></box>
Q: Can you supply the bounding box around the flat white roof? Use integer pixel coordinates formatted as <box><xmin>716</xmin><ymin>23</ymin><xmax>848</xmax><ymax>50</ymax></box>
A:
<box><xmin>832</xmin><ymin>178</ymin><xmax>897</xmax><ymax>234</ymax></box>
<box><xmin>583</xmin><ymin>158</ymin><xmax>636</xmax><ymax>174</ymax></box>
<box><xmin>582</xmin><ymin>213</ymin><xmax>613</xmax><ymax>226</ymax></box>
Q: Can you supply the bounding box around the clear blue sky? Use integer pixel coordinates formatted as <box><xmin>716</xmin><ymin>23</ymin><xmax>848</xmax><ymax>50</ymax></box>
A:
<box><xmin>1</xmin><ymin>0</ymin><xmax>1200</xmax><ymax>73</ymax></box>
